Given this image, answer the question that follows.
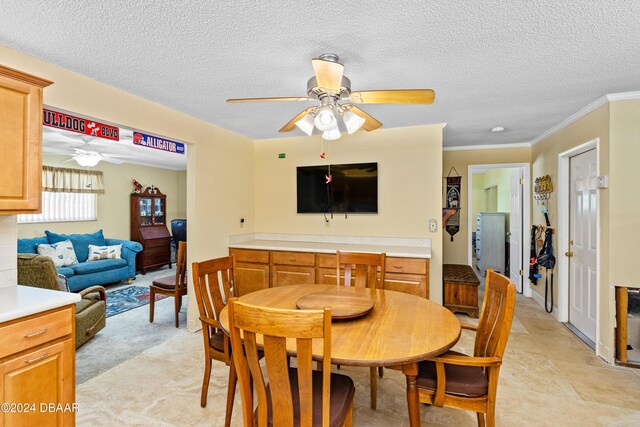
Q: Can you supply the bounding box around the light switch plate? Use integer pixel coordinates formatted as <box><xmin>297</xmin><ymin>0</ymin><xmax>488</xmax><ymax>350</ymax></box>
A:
<box><xmin>429</xmin><ymin>219</ymin><xmax>438</xmax><ymax>232</ymax></box>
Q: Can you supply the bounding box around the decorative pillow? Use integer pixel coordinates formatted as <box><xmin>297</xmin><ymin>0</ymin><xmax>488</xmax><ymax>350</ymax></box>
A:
<box><xmin>36</xmin><ymin>240</ymin><xmax>79</xmax><ymax>268</ymax></box>
<box><xmin>87</xmin><ymin>244</ymin><xmax>122</xmax><ymax>261</ymax></box>
<box><xmin>45</xmin><ymin>230</ymin><xmax>106</xmax><ymax>263</ymax></box>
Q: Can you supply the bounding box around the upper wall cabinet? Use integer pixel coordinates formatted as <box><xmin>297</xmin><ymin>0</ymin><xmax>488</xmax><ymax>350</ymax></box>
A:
<box><xmin>0</xmin><ymin>65</ymin><xmax>52</xmax><ymax>214</ymax></box>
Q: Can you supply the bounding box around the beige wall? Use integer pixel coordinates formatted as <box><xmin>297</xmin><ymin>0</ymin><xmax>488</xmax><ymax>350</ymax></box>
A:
<box><xmin>531</xmin><ymin>103</ymin><xmax>611</xmax><ymax>359</ymax></box>
<box><xmin>254</xmin><ymin>125</ymin><xmax>445</xmax><ymax>302</ymax></box>
<box><xmin>443</xmin><ymin>147</ymin><xmax>531</xmax><ymax>265</ymax></box>
<box><xmin>609</xmin><ymin>100</ymin><xmax>640</xmax><ymax>288</ymax></box>
<box><xmin>0</xmin><ymin>45</ymin><xmax>255</xmax><ymax>331</ymax></box>
<box><xmin>17</xmin><ymin>154</ymin><xmax>187</xmax><ymax>239</ymax></box>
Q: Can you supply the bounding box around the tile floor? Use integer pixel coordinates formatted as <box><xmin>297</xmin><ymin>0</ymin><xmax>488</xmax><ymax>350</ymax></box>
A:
<box><xmin>75</xmin><ymin>288</ymin><xmax>640</xmax><ymax>426</ymax></box>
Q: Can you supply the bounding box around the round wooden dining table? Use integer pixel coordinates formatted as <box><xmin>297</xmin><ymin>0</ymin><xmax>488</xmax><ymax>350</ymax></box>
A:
<box><xmin>218</xmin><ymin>284</ymin><xmax>461</xmax><ymax>427</ymax></box>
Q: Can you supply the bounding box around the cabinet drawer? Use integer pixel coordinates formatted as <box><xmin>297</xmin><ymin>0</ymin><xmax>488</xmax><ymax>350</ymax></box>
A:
<box><xmin>383</xmin><ymin>273</ymin><xmax>429</xmax><ymax>299</ymax></box>
<box><xmin>316</xmin><ymin>253</ymin><xmax>337</xmax><ymax>268</ymax></box>
<box><xmin>230</xmin><ymin>248</ymin><xmax>269</xmax><ymax>264</ymax></box>
<box><xmin>385</xmin><ymin>257</ymin><xmax>427</xmax><ymax>275</ymax></box>
<box><xmin>0</xmin><ymin>306</ymin><xmax>73</xmax><ymax>359</ymax></box>
<box><xmin>145</xmin><ymin>238</ymin><xmax>170</xmax><ymax>248</ymax></box>
<box><xmin>145</xmin><ymin>246</ymin><xmax>170</xmax><ymax>257</ymax></box>
<box><xmin>271</xmin><ymin>251</ymin><xmax>316</xmax><ymax>266</ymax></box>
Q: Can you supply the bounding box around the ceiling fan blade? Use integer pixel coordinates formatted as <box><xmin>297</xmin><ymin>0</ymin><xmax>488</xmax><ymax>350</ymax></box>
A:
<box><xmin>279</xmin><ymin>108</ymin><xmax>315</xmax><ymax>133</ymax></box>
<box><xmin>349</xmin><ymin>89</ymin><xmax>435</xmax><ymax>104</ymax></box>
<box><xmin>312</xmin><ymin>58</ymin><xmax>344</xmax><ymax>92</ymax></box>
<box><xmin>226</xmin><ymin>96</ymin><xmax>311</xmax><ymax>103</ymax></box>
<box><xmin>345</xmin><ymin>105</ymin><xmax>383</xmax><ymax>131</ymax></box>
<box><xmin>101</xmin><ymin>157</ymin><xmax>124</xmax><ymax>164</ymax></box>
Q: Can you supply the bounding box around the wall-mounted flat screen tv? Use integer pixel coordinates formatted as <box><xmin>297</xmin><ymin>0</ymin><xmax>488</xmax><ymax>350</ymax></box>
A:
<box><xmin>297</xmin><ymin>162</ymin><xmax>378</xmax><ymax>213</ymax></box>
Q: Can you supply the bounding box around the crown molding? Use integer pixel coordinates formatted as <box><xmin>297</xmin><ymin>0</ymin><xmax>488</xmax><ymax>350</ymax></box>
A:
<box><xmin>606</xmin><ymin>91</ymin><xmax>640</xmax><ymax>102</ymax></box>
<box><xmin>444</xmin><ymin>91</ymin><xmax>640</xmax><ymax>151</ymax></box>
<box><xmin>529</xmin><ymin>95</ymin><xmax>608</xmax><ymax>146</ymax></box>
<box><xmin>443</xmin><ymin>142</ymin><xmax>531</xmax><ymax>152</ymax></box>
<box><xmin>529</xmin><ymin>91</ymin><xmax>640</xmax><ymax>146</ymax></box>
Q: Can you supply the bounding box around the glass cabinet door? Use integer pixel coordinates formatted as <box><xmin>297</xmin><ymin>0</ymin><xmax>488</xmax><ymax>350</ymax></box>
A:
<box><xmin>153</xmin><ymin>198</ymin><xmax>165</xmax><ymax>225</ymax></box>
<box><xmin>139</xmin><ymin>198</ymin><xmax>152</xmax><ymax>226</ymax></box>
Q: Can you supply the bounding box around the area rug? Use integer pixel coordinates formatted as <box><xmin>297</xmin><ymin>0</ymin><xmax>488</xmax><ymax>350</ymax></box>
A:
<box><xmin>106</xmin><ymin>286</ymin><xmax>168</xmax><ymax>318</ymax></box>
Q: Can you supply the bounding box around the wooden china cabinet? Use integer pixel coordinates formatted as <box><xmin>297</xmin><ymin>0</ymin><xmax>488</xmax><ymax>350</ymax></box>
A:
<box><xmin>130</xmin><ymin>187</ymin><xmax>172</xmax><ymax>274</ymax></box>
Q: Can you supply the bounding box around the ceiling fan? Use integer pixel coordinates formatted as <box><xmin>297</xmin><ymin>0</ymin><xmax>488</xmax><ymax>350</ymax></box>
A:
<box><xmin>227</xmin><ymin>53</ymin><xmax>435</xmax><ymax>140</ymax></box>
<box><xmin>64</xmin><ymin>148</ymin><xmax>126</xmax><ymax>167</ymax></box>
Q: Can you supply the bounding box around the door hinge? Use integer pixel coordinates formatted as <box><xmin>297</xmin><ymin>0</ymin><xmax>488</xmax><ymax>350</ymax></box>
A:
<box><xmin>519</xmin><ymin>178</ymin><xmax>524</xmax><ymax>185</ymax></box>
<box><xmin>519</xmin><ymin>269</ymin><xmax>524</xmax><ymax>276</ymax></box>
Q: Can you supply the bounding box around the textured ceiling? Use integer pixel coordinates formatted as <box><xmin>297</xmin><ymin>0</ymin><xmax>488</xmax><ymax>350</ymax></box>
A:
<box><xmin>1</xmin><ymin>1</ymin><xmax>640</xmax><ymax>147</ymax></box>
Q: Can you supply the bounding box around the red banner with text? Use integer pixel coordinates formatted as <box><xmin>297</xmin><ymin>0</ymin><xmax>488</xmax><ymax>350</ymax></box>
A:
<box><xmin>43</xmin><ymin>109</ymin><xmax>119</xmax><ymax>141</ymax></box>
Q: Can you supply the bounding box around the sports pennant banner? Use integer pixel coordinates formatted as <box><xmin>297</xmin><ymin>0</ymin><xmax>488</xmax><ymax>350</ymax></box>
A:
<box><xmin>43</xmin><ymin>109</ymin><xmax>119</xmax><ymax>141</ymax></box>
<box><xmin>445</xmin><ymin>175</ymin><xmax>461</xmax><ymax>241</ymax></box>
<box><xmin>133</xmin><ymin>132</ymin><xmax>185</xmax><ymax>155</ymax></box>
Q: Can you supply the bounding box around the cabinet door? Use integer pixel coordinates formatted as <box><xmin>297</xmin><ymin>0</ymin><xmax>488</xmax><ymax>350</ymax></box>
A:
<box><xmin>0</xmin><ymin>338</ymin><xmax>75</xmax><ymax>426</ymax></box>
<box><xmin>271</xmin><ymin>265</ymin><xmax>315</xmax><ymax>287</ymax></box>
<box><xmin>139</xmin><ymin>198</ymin><xmax>152</xmax><ymax>226</ymax></box>
<box><xmin>317</xmin><ymin>267</ymin><xmax>357</xmax><ymax>286</ymax></box>
<box><xmin>235</xmin><ymin>262</ymin><xmax>270</xmax><ymax>296</ymax></box>
<box><xmin>0</xmin><ymin>73</ymin><xmax>47</xmax><ymax>213</ymax></box>
<box><xmin>316</xmin><ymin>267</ymin><xmax>339</xmax><ymax>285</ymax></box>
<box><xmin>153</xmin><ymin>197</ymin><xmax>165</xmax><ymax>225</ymax></box>
<box><xmin>383</xmin><ymin>273</ymin><xmax>429</xmax><ymax>298</ymax></box>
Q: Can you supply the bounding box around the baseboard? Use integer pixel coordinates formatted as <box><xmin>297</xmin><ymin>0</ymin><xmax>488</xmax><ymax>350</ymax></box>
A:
<box><xmin>530</xmin><ymin>287</ymin><xmax>559</xmax><ymax>320</ymax></box>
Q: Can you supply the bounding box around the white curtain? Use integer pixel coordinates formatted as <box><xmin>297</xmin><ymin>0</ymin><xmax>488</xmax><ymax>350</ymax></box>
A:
<box><xmin>42</xmin><ymin>166</ymin><xmax>105</xmax><ymax>194</ymax></box>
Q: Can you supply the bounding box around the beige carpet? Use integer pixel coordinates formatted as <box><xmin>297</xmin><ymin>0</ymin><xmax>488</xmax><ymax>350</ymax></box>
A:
<box><xmin>76</xmin><ymin>292</ymin><xmax>640</xmax><ymax>426</ymax></box>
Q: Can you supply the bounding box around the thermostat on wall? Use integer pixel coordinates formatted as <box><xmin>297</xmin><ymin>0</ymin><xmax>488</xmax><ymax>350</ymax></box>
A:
<box><xmin>597</xmin><ymin>175</ymin><xmax>609</xmax><ymax>189</ymax></box>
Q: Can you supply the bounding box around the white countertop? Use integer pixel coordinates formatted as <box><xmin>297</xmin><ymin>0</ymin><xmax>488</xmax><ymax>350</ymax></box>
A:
<box><xmin>0</xmin><ymin>285</ymin><xmax>80</xmax><ymax>323</ymax></box>
<box><xmin>229</xmin><ymin>233</ymin><xmax>431</xmax><ymax>258</ymax></box>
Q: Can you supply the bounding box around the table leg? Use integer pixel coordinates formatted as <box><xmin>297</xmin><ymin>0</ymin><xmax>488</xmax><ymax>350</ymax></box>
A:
<box><xmin>403</xmin><ymin>363</ymin><xmax>420</xmax><ymax>427</ymax></box>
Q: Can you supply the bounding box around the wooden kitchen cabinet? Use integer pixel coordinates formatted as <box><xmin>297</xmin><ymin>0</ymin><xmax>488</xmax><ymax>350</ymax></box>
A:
<box><xmin>270</xmin><ymin>251</ymin><xmax>316</xmax><ymax>287</ymax></box>
<box><xmin>0</xmin><ymin>305</ymin><xmax>76</xmax><ymax>426</ymax></box>
<box><xmin>0</xmin><ymin>65</ymin><xmax>52</xmax><ymax>214</ymax></box>
<box><xmin>230</xmin><ymin>248</ymin><xmax>270</xmax><ymax>296</ymax></box>
<box><xmin>229</xmin><ymin>247</ymin><xmax>430</xmax><ymax>298</ymax></box>
<box><xmin>271</xmin><ymin>264</ymin><xmax>316</xmax><ymax>287</ymax></box>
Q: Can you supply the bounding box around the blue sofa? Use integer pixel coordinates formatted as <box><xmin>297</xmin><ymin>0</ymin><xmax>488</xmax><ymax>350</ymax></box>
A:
<box><xmin>18</xmin><ymin>230</ymin><xmax>142</xmax><ymax>292</ymax></box>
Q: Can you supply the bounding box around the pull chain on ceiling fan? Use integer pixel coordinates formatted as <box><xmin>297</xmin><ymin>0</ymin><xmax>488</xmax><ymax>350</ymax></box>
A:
<box><xmin>226</xmin><ymin>54</ymin><xmax>435</xmax><ymax>140</ymax></box>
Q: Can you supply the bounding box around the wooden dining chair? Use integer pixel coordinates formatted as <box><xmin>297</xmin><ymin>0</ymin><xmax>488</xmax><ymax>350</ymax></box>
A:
<box><xmin>192</xmin><ymin>255</ymin><xmax>239</xmax><ymax>427</ymax></box>
<box><xmin>228</xmin><ymin>298</ymin><xmax>355</xmax><ymax>427</ymax></box>
<box><xmin>149</xmin><ymin>241</ymin><xmax>187</xmax><ymax>328</ymax></box>
<box><xmin>408</xmin><ymin>269</ymin><xmax>516</xmax><ymax>427</ymax></box>
<box><xmin>336</xmin><ymin>250</ymin><xmax>385</xmax><ymax>409</ymax></box>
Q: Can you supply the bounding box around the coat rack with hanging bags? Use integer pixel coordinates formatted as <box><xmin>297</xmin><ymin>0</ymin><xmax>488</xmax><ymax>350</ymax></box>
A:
<box><xmin>530</xmin><ymin>175</ymin><xmax>556</xmax><ymax>313</ymax></box>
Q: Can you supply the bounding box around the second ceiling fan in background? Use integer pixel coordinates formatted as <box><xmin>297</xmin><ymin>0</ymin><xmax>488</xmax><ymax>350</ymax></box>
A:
<box><xmin>226</xmin><ymin>54</ymin><xmax>436</xmax><ymax>140</ymax></box>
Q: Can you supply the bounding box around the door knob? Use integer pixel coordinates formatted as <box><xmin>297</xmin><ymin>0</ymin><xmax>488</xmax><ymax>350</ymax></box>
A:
<box><xmin>565</xmin><ymin>251</ymin><xmax>574</xmax><ymax>257</ymax></box>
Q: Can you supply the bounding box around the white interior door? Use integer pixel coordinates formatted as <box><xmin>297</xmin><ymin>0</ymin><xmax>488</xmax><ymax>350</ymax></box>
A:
<box><xmin>509</xmin><ymin>169</ymin><xmax>523</xmax><ymax>292</ymax></box>
<box><xmin>569</xmin><ymin>149</ymin><xmax>597</xmax><ymax>343</ymax></box>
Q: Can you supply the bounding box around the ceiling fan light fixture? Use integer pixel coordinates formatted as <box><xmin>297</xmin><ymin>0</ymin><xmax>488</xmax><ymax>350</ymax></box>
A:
<box><xmin>313</xmin><ymin>107</ymin><xmax>337</xmax><ymax>131</ymax></box>
<box><xmin>322</xmin><ymin>128</ymin><xmax>341</xmax><ymax>141</ymax></box>
<box><xmin>343</xmin><ymin>110</ymin><xmax>366</xmax><ymax>134</ymax></box>
<box><xmin>74</xmin><ymin>154</ymin><xmax>101</xmax><ymax>167</ymax></box>
<box><xmin>295</xmin><ymin>114</ymin><xmax>315</xmax><ymax>136</ymax></box>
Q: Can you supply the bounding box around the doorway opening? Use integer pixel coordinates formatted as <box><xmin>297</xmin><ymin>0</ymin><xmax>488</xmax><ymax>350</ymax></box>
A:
<box><xmin>468</xmin><ymin>163</ymin><xmax>531</xmax><ymax>296</ymax></box>
<box><xmin>558</xmin><ymin>139</ymin><xmax>600</xmax><ymax>350</ymax></box>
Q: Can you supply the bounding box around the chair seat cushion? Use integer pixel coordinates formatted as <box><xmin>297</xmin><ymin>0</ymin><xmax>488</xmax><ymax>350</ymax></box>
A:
<box><xmin>209</xmin><ymin>330</ymin><xmax>226</xmax><ymax>352</ymax></box>
<box><xmin>416</xmin><ymin>353</ymin><xmax>488</xmax><ymax>398</ymax></box>
<box><xmin>263</xmin><ymin>368</ymin><xmax>355</xmax><ymax>426</ymax></box>
<box><xmin>152</xmin><ymin>275</ymin><xmax>178</xmax><ymax>290</ymax></box>
<box><xmin>70</xmin><ymin>259</ymin><xmax>127</xmax><ymax>275</ymax></box>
